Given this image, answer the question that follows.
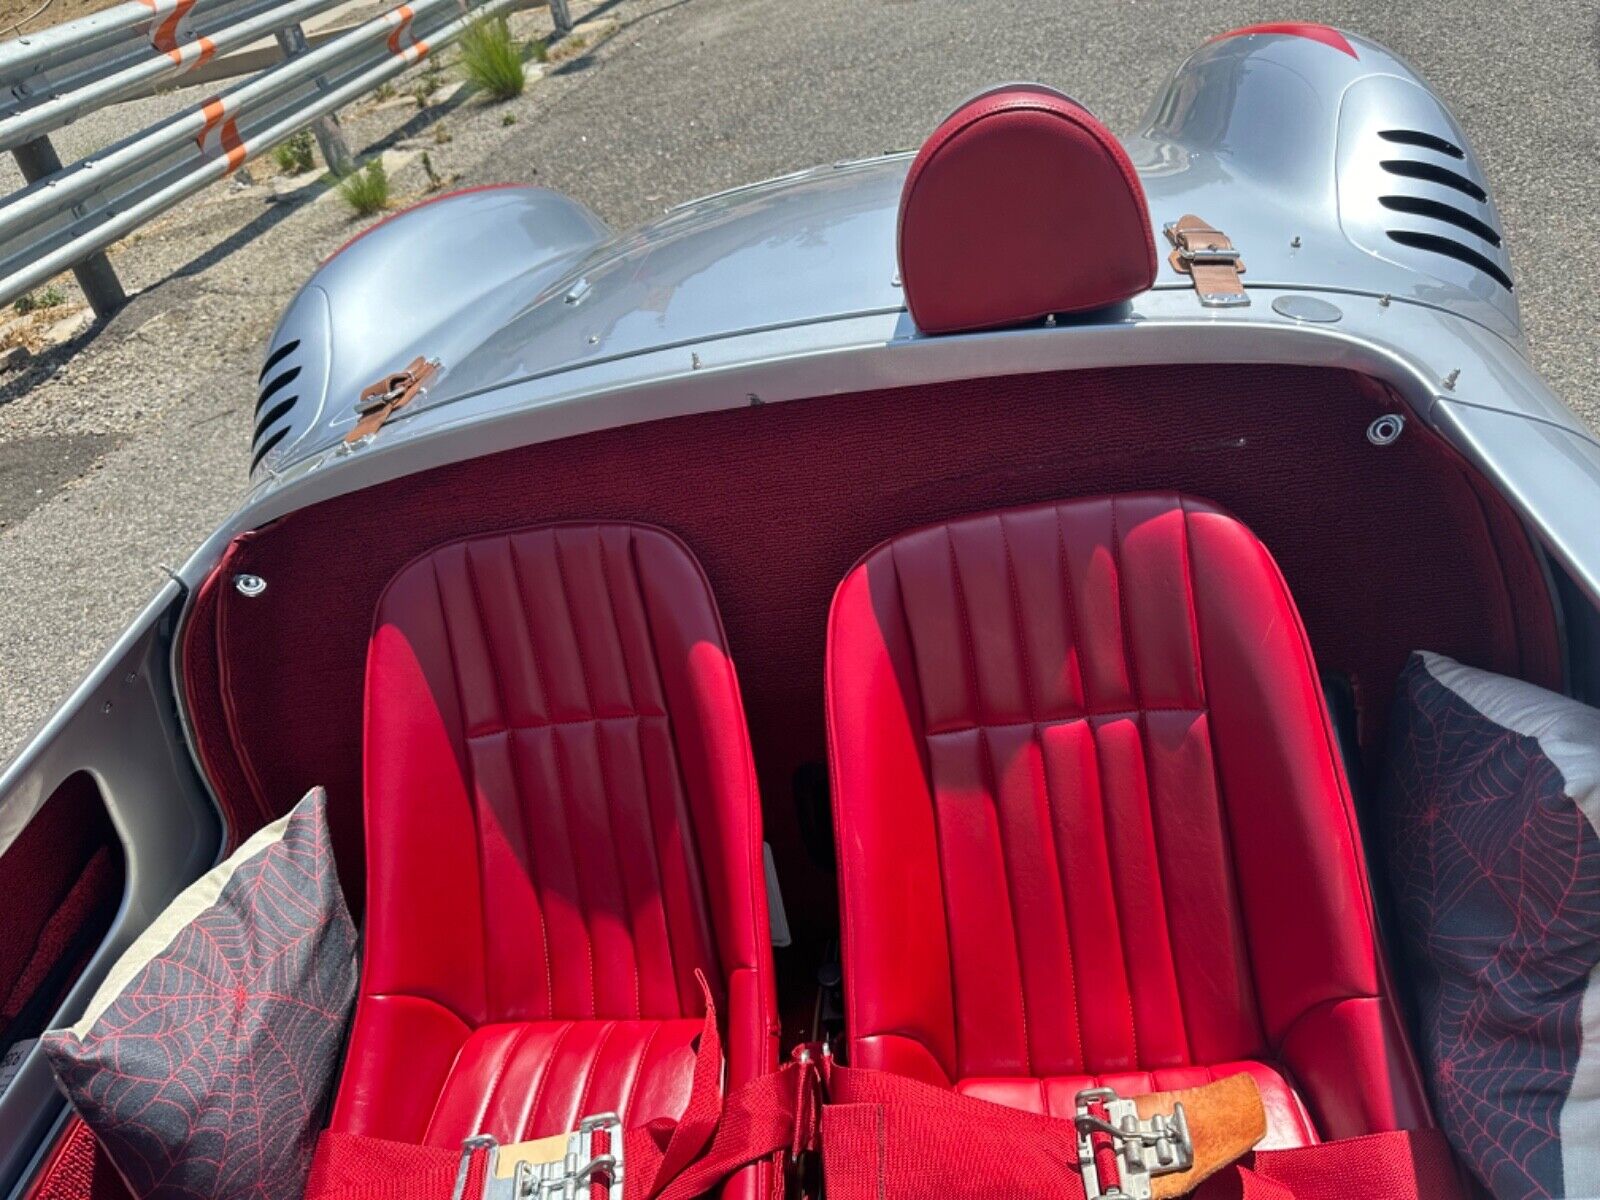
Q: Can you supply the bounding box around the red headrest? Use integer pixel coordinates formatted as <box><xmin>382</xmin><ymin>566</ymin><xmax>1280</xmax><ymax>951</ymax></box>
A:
<box><xmin>897</xmin><ymin>85</ymin><xmax>1157</xmax><ymax>334</ymax></box>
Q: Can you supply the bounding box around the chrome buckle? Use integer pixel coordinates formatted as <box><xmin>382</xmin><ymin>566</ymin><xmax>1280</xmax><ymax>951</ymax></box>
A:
<box><xmin>1074</xmin><ymin>1087</ymin><xmax>1193</xmax><ymax>1200</ymax></box>
<box><xmin>452</xmin><ymin>1114</ymin><xmax>624</xmax><ymax>1200</ymax></box>
<box><xmin>353</xmin><ymin>374</ymin><xmax>414</xmax><ymax>415</ymax></box>
<box><xmin>1174</xmin><ymin>242</ymin><xmax>1241</xmax><ymax>264</ymax></box>
<box><xmin>353</xmin><ymin>357</ymin><xmax>440</xmax><ymax>416</ymax></box>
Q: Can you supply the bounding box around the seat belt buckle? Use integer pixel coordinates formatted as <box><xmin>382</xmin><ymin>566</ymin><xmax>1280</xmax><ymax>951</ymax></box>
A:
<box><xmin>452</xmin><ymin>1113</ymin><xmax>624</xmax><ymax>1200</ymax></box>
<box><xmin>1073</xmin><ymin>1086</ymin><xmax>1193</xmax><ymax>1200</ymax></box>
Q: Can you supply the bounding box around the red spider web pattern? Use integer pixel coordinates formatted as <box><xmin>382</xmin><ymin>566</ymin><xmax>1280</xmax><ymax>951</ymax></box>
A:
<box><xmin>43</xmin><ymin>793</ymin><xmax>356</xmax><ymax>1200</ymax></box>
<box><xmin>1383</xmin><ymin>656</ymin><xmax>1600</xmax><ymax>1200</ymax></box>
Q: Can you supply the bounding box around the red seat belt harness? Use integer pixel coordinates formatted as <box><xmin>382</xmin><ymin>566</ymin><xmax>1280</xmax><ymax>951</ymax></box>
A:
<box><xmin>305</xmin><ymin>977</ymin><xmax>1472</xmax><ymax>1200</ymax></box>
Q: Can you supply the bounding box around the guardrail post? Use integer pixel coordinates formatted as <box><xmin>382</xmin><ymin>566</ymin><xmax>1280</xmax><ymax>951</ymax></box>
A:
<box><xmin>548</xmin><ymin>0</ymin><xmax>573</xmax><ymax>38</ymax></box>
<box><xmin>274</xmin><ymin>23</ymin><xmax>355</xmax><ymax>176</ymax></box>
<box><xmin>11</xmin><ymin>135</ymin><xmax>127</xmax><ymax>319</ymax></box>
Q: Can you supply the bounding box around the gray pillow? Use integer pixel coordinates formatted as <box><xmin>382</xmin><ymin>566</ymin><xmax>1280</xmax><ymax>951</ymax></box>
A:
<box><xmin>43</xmin><ymin>788</ymin><xmax>356</xmax><ymax>1200</ymax></box>
<box><xmin>1382</xmin><ymin>652</ymin><xmax>1600</xmax><ymax>1200</ymax></box>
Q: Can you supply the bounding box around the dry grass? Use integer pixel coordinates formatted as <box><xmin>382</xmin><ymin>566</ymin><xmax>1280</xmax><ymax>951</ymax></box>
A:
<box><xmin>1</xmin><ymin>277</ymin><xmax>86</xmax><ymax>357</ymax></box>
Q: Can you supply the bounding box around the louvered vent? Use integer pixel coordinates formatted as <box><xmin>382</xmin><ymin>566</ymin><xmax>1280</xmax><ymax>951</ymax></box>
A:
<box><xmin>252</xmin><ymin>338</ymin><xmax>301</xmax><ymax>473</ymax></box>
<box><xmin>1375</xmin><ymin>128</ymin><xmax>1511</xmax><ymax>291</ymax></box>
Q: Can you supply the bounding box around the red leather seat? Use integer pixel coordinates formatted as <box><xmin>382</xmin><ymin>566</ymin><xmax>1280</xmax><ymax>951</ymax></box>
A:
<box><xmin>331</xmin><ymin>522</ymin><xmax>775</xmax><ymax>1154</ymax></box>
<box><xmin>826</xmin><ymin>494</ymin><xmax>1429</xmax><ymax>1148</ymax></box>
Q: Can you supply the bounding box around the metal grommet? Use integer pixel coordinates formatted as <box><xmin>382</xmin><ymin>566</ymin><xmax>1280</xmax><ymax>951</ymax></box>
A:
<box><xmin>234</xmin><ymin>574</ymin><xmax>267</xmax><ymax>597</ymax></box>
<box><xmin>1367</xmin><ymin>414</ymin><xmax>1405</xmax><ymax>446</ymax></box>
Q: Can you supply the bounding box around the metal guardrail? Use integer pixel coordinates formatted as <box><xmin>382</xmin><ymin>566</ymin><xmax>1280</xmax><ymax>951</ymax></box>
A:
<box><xmin>0</xmin><ymin>0</ymin><xmax>533</xmax><ymax>316</ymax></box>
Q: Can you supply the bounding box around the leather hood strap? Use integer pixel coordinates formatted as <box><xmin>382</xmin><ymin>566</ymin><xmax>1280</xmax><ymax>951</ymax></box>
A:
<box><xmin>344</xmin><ymin>356</ymin><xmax>439</xmax><ymax>445</ymax></box>
<box><xmin>1165</xmin><ymin>214</ymin><xmax>1249</xmax><ymax>308</ymax></box>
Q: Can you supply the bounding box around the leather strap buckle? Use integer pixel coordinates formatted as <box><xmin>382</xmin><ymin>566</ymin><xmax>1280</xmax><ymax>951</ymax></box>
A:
<box><xmin>1074</xmin><ymin>1086</ymin><xmax>1193</xmax><ymax>1200</ymax></box>
<box><xmin>1164</xmin><ymin>215</ymin><xmax>1249</xmax><ymax>308</ymax></box>
<box><xmin>345</xmin><ymin>355</ymin><xmax>440</xmax><ymax>444</ymax></box>
<box><xmin>1173</xmin><ymin>243</ymin><xmax>1241</xmax><ymax>265</ymax></box>
<box><xmin>451</xmin><ymin>1114</ymin><xmax>623</xmax><ymax>1200</ymax></box>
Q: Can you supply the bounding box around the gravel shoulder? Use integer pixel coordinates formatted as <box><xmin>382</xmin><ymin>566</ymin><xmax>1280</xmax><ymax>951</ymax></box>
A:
<box><xmin>0</xmin><ymin>0</ymin><xmax>120</xmax><ymax>36</ymax></box>
<box><xmin>0</xmin><ymin>0</ymin><xmax>1596</xmax><ymax>765</ymax></box>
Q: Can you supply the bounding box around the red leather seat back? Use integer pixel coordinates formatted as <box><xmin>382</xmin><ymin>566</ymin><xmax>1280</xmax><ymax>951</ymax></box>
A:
<box><xmin>827</xmin><ymin>494</ymin><xmax>1427</xmax><ymax>1139</ymax></box>
<box><xmin>898</xmin><ymin>85</ymin><xmax>1157</xmax><ymax>334</ymax></box>
<box><xmin>334</xmin><ymin>522</ymin><xmax>773</xmax><ymax>1142</ymax></box>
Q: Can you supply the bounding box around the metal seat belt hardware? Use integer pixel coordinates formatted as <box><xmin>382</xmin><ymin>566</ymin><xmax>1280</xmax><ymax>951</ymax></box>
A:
<box><xmin>1164</xmin><ymin>215</ymin><xmax>1249</xmax><ymax>308</ymax></box>
<box><xmin>451</xmin><ymin>1113</ymin><xmax>623</xmax><ymax>1200</ymax></box>
<box><xmin>1074</xmin><ymin>1086</ymin><xmax>1194</xmax><ymax>1200</ymax></box>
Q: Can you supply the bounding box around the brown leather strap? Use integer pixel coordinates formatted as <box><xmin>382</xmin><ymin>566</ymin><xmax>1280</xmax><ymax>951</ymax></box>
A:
<box><xmin>1136</xmin><ymin>1073</ymin><xmax>1267</xmax><ymax>1198</ymax></box>
<box><xmin>1165</xmin><ymin>214</ymin><xmax>1249</xmax><ymax>307</ymax></box>
<box><xmin>345</xmin><ymin>356</ymin><xmax>439</xmax><ymax>444</ymax></box>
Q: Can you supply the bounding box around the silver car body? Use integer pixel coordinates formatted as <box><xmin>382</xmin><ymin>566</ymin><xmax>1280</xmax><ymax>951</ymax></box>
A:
<box><xmin>237</xmin><ymin>27</ymin><xmax>1595</xmax><ymax>599</ymax></box>
<box><xmin>1</xmin><ymin>24</ymin><xmax>1597</xmax><ymax>1192</ymax></box>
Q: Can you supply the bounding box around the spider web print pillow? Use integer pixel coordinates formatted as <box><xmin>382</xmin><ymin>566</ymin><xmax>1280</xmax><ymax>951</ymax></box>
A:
<box><xmin>42</xmin><ymin>788</ymin><xmax>357</xmax><ymax>1200</ymax></box>
<box><xmin>1382</xmin><ymin>652</ymin><xmax>1600</xmax><ymax>1200</ymax></box>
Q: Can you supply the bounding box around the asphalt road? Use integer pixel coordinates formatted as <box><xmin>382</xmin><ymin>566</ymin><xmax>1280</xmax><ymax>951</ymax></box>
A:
<box><xmin>1</xmin><ymin>0</ymin><xmax>1596</xmax><ymax>765</ymax></box>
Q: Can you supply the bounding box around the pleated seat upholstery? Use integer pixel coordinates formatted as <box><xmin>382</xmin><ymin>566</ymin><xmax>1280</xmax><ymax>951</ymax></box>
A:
<box><xmin>331</xmin><ymin>522</ymin><xmax>775</xmax><ymax>1157</ymax></box>
<box><xmin>826</xmin><ymin>493</ymin><xmax>1430</xmax><ymax>1147</ymax></box>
